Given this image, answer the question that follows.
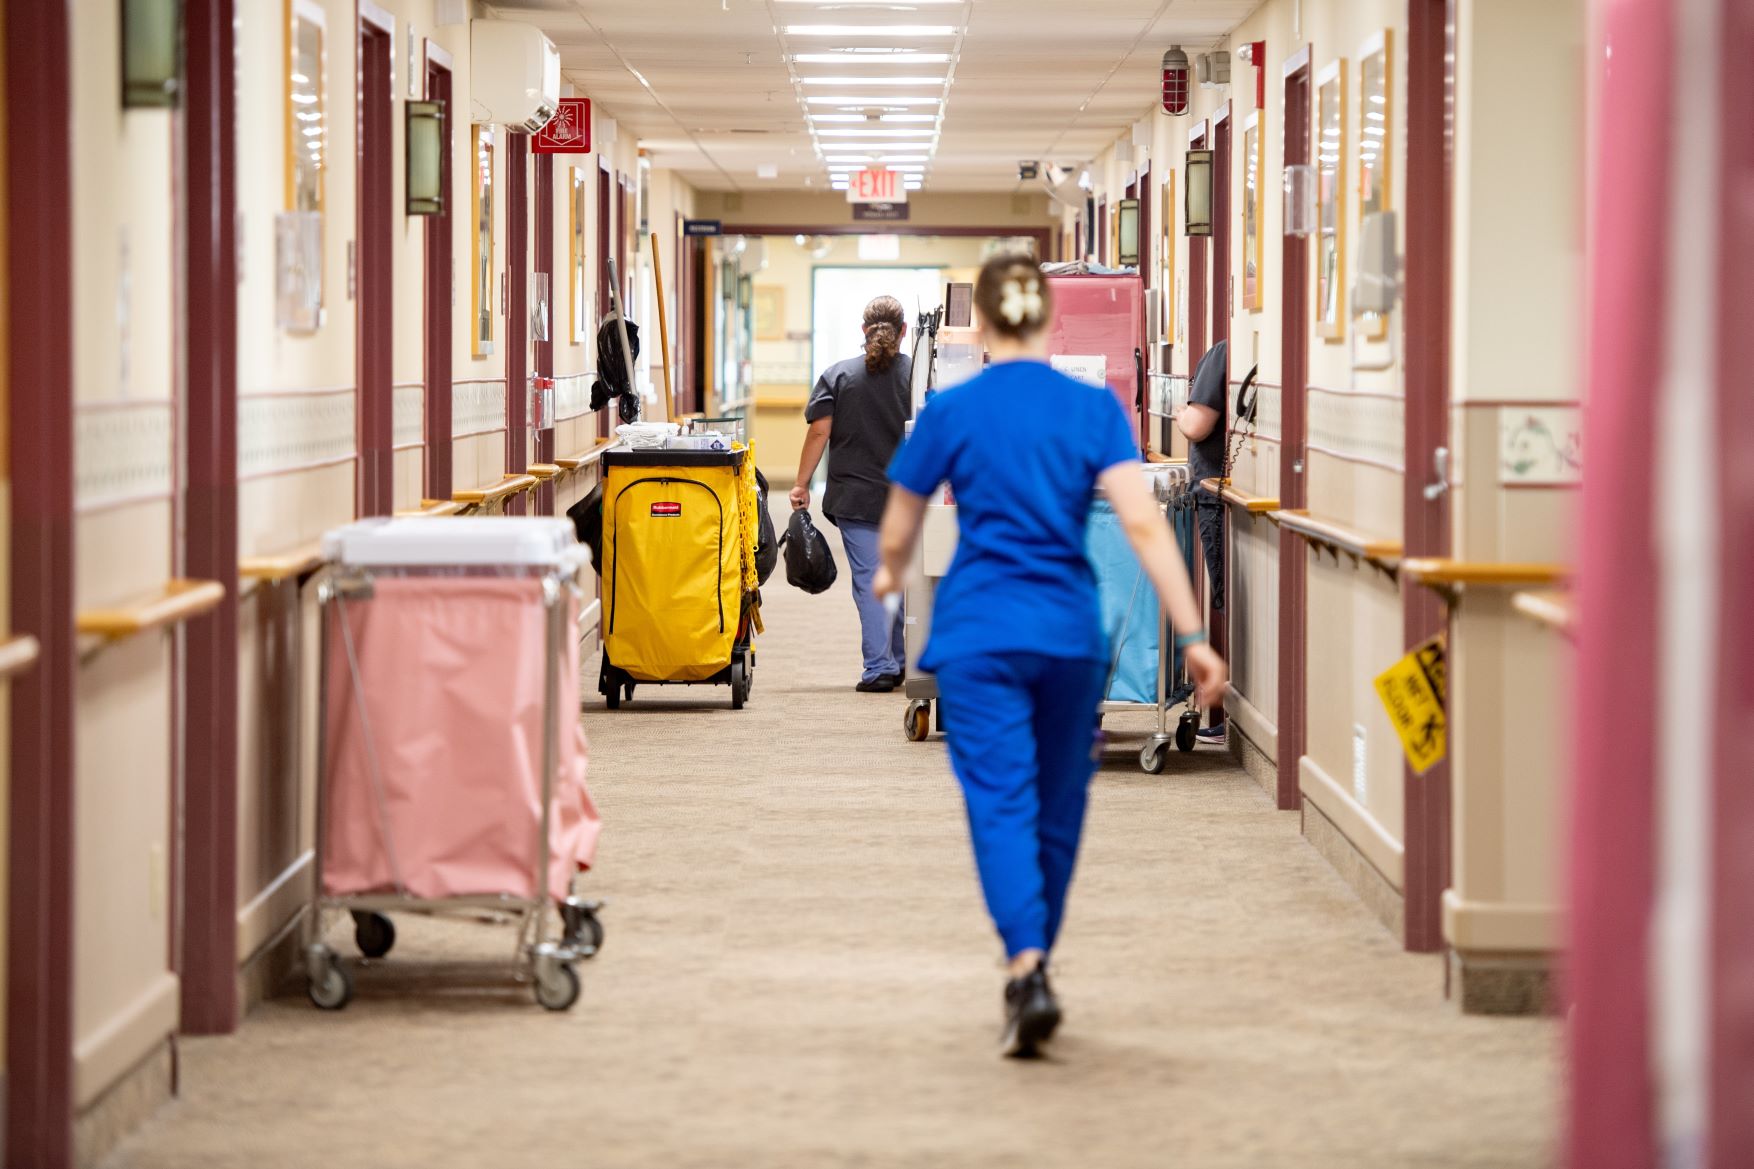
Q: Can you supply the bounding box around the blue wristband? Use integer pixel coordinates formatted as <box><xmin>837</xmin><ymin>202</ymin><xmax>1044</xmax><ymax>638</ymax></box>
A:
<box><xmin>1173</xmin><ymin>628</ymin><xmax>1208</xmax><ymax>649</ymax></box>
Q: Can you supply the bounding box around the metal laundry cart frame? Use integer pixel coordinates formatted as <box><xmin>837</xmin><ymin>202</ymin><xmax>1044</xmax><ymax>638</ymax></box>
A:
<box><xmin>304</xmin><ymin>561</ymin><xmax>601</xmax><ymax>1013</ymax></box>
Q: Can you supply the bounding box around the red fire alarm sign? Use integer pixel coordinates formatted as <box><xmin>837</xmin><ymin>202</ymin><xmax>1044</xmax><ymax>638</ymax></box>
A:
<box><xmin>533</xmin><ymin>98</ymin><xmax>591</xmax><ymax>154</ymax></box>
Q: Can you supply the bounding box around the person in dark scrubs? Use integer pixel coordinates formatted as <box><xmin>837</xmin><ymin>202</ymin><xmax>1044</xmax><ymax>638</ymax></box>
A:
<box><xmin>1179</xmin><ymin>340</ymin><xmax>1229</xmax><ymax>744</ymax></box>
<box><xmin>873</xmin><ymin>255</ymin><xmax>1226</xmax><ymax>1057</ymax></box>
<box><xmin>792</xmin><ymin>296</ymin><xmax>913</xmax><ymax>692</ymax></box>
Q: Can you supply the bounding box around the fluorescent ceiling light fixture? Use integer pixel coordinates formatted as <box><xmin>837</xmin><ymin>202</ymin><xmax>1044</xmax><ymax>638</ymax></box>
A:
<box><xmin>775</xmin><ymin>0</ymin><xmax>962</xmax><ymax>5</ymax></box>
<box><xmin>879</xmin><ymin>113</ymin><xmax>937</xmax><ymax>122</ymax></box>
<box><xmin>805</xmin><ymin>94</ymin><xmax>941</xmax><ymax>105</ymax></box>
<box><xmin>791</xmin><ymin>52</ymin><xmax>952</xmax><ymax>64</ymax></box>
<box><xmin>815</xmin><ymin>128</ymin><xmax>936</xmax><ymax>138</ymax></box>
<box><xmin>784</xmin><ymin>25</ymin><xmax>955</xmax><ymax>36</ymax></box>
<box><xmin>799</xmin><ymin>76</ymin><xmax>946</xmax><ymax>86</ymax></box>
<box><xmin>808</xmin><ymin>113</ymin><xmax>873</xmax><ymax>122</ymax></box>
<box><xmin>827</xmin><ymin>164</ymin><xmax>923</xmax><ymax>172</ymax></box>
<box><xmin>825</xmin><ymin>154</ymin><xmax>929</xmax><ymax>163</ymax></box>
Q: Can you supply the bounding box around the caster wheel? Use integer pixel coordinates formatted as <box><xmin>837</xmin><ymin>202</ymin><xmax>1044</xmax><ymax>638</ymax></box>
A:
<box><xmin>904</xmin><ymin>701</ymin><xmax>931</xmax><ymax>742</ymax></box>
<box><xmin>624</xmin><ymin>682</ymin><xmax>635</xmax><ymax>701</ymax></box>
<box><xmin>308</xmin><ymin>953</ymin><xmax>353</xmax><ymax>1010</ymax></box>
<box><xmin>352</xmin><ymin>911</ymin><xmax>395</xmax><ymax>959</ymax></box>
<box><xmin>561</xmin><ymin>901</ymin><xmax>605</xmax><ymax>957</ymax></box>
<box><xmin>534</xmin><ymin>962</ymin><xmax>581</xmax><ymax>1011</ymax></box>
<box><xmin>604</xmin><ymin>686</ymin><xmax>621</xmax><ymax>711</ymax></box>
<box><xmin>731</xmin><ymin>657</ymin><xmax>748</xmax><ymax>710</ymax></box>
<box><xmin>1175</xmin><ymin>713</ymin><xmax>1199</xmax><ymax>753</ymax></box>
<box><xmin>1140</xmin><ymin>743</ymin><xmax>1168</xmax><ymax>775</ymax></box>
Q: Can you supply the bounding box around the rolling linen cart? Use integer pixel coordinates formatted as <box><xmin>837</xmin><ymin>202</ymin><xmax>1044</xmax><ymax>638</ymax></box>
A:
<box><xmin>598</xmin><ymin>445</ymin><xmax>760</xmax><ymax>709</ymax></box>
<box><xmin>1088</xmin><ymin>462</ymin><xmax>1204</xmax><ymax>773</ymax></box>
<box><xmin>308</xmin><ymin>517</ymin><xmax>603</xmax><ymax>1012</ymax></box>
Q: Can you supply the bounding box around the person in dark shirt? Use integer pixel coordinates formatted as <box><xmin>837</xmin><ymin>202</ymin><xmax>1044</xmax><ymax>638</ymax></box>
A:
<box><xmin>1179</xmin><ymin>339</ymin><xmax>1229</xmax><ymax>743</ymax></box>
<box><xmin>791</xmin><ymin>296</ymin><xmax>913</xmax><ymax>691</ymax></box>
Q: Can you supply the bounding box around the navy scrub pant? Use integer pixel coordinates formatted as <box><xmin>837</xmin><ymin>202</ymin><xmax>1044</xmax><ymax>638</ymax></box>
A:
<box><xmin>934</xmin><ymin>652</ymin><xmax>1109</xmax><ymax>959</ymax></box>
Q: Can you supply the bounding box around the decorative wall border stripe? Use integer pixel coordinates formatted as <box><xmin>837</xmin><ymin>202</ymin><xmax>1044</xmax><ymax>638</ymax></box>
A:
<box><xmin>239</xmin><ymin>388</ymin><xmax>357</xmax><ymax>479</ymax></box>
<box><xmin>75</xmin><ymin>400</ymin><xmax>174</xmax><ymax>511</ymax></box>
<box><xmin>452</xmin><ymin>378</ymin><xmax>506</xmax><ymax>438</ymax></box>
<box><xmin>556</xmin><ymin>372</ymin><xmax>594</xmax><ymax>422</ymax></box>
<box><xmin>393</xmin><ymin>383</ymin><xmax>423</xmax><ymax>450</ymax></box>
<box><xmin>1307</xmin><ymin>386</ymin><xmax>1406</xmax><ymax>472</ymax></box>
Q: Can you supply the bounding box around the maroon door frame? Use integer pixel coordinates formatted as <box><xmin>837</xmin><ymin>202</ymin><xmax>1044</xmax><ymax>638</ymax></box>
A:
<box><xmin>1207</xmin><ymin>103</ymin><xmax>1233</xmax><ymax>714</ymax></box>
<box><xmin>423</xmin><ymin>53</ymin><xmax>454</xmax><ymax>503</ymax></box>
<box><xmin>1276</xmin><ymin>49</ymin><xmax>1313</xmax><ymax>813</ymax></box>
<box><xmin>595</xmin><ymin>163</ymin><xmax>612</xmax><ymax>439</ymax></box>
<box><xmin>1135</xmin><ymin>164</ymin><xmax>1153</xmax><ymax>447</ymax></box>
<box><xmin>179</xmin><ymin>0</ymin><xmax>241</xmax><ymax>1037</ymax></box>
<box><xmin>533</xmin><ymin>152</ymin><xmax>555</xmax><ymax>514</ymax></box>
<box><xmin>5</xmin><ymin>0</ymin><xmax>76</xmax><ymax>1162</ymax></box>
<box><xmin>1097</xmin><ymin>199</ymin><xmax>1108</xmax><ymax>265</ymax></box>
<box><xmin>615</xmin><ymin>173</ymin><xmax>629</xmax><ymax>327</ymax></box>
<box><xmin>356</xmin><ymin>15</ymin><xmax>394</xmax><ymax>516</ymax></box>
<box><xmin>1400</xmin><ymin>0</ymin><xmax>1457</xmax><ymax>953</ymax></box>
<box><xmin>504</xmin><ymin>133</ymin><xmax>530</xmax><ymax>516</ymax></box>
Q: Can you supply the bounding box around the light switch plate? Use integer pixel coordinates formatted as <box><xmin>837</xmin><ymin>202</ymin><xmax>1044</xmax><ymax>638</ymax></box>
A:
<box><xmin>1352</xmin><ymin>724</ymin><xmax>1368</xmax><ymax>805</ymax></box>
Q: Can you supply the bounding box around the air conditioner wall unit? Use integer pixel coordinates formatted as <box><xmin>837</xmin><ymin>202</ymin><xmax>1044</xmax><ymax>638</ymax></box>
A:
<box><xmin>471</xmin><ymin>21</ymin><xmax>560</xmax><ymax>132</ymax></box>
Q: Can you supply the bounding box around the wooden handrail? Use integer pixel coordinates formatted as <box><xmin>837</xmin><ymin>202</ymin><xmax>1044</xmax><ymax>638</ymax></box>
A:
<box><xmin>239</xmin><ymin>541</ymin><xmax>326</xmax><ymax>583</ymax></box>
<box><xmin>1401</xmin><ymin>558</ymin><xmax>1568</xmax><ymax>587</ymax></box>
<box><xmin>77</xmin><ymin>580</ymin><xmax>225</xmax><ymax>641</ymax></box>
<box><xmin>0</xmin><ymin>634</ymin><xmax>40</xmax><ymax>680</ymax></box>
<box><xmin>396</xmin><ymin>499</ymin><xmax>467</xmax><ymax>517</ymax></box>
<box><xmin>1513</xmin><ymin>589</ymin><xmax>1575</xmax><ymax>637</ymax></box>
<box><xmin>556</xmin><ymin>437</ymin><xmax>622</xmax><ymax>475</ymax></box>
<box><xmin>1273</xmin><ymin>509</ymin><xmax>1403</xmax><ymax>566</ymax></box>
<box><xmin>453</xmin><ymin>474</ymin><xmax>537</xmax><ymax>506</ymax></box>
<box><xmin>1200</xmin><ymin>477</ymin><xmax>1279</xmax><ymax>513</ymax></box>
<box><xmin>1145</xmin><ymin>451</ymin><xmax>1185</xmax><ymax>465</ymax></box>
<box><xmin>526</xmin><ymin>463</ymin><xmax>562</xmax><ymax>481</ymax></box>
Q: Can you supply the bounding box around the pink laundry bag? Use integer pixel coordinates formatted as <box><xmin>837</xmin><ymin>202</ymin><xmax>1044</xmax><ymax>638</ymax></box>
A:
<box><xmin>321</xmin><ymin>575</ymin><xmax>599</xmax><ymax>902</ymax></box>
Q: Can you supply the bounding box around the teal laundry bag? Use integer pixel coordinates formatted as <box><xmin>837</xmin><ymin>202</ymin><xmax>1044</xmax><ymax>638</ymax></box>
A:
<box><xmin>1086</xmin><ymin>500</ymin><xmax>1161</xmax><ymax>703</ymax></box>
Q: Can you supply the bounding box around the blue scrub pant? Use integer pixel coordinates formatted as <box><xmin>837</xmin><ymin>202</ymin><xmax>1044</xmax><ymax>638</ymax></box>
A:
<box><xmin>934</xmin><ymin>652</ymin><xmax>1109</xmax><ymax>959</ymax></box>
<box><xmin>838</xmin><ymin>519</ymin><xmax>905</xmax><ymax>682</ymax></box>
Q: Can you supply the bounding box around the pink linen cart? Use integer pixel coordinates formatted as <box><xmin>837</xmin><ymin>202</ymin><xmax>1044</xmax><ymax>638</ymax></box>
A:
<box><xmin>306</xmin><ymin>517</ymin><xmax>602</xmax><ymax>1011</ymax></box>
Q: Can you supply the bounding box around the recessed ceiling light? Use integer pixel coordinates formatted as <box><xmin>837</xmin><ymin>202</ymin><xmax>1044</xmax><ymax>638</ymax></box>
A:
<box><xmin>814</xmin><ymin>128</ymin><xmax>937</xmax><ymax>138</ymax></box>
<box><xmin>799</xmin><ymin>76</ymin><xmax>946</xmax><ymax>86</ymax></box>
<box><xmin>808</xmin><ymin>113</ymin><xmax>872</xmax><ymax>123</ymax></box>
<box><xmin>826</xmin><ymin>154</ymin><xmax>929</xmax><ymax>163</ymax></box>
<box><xmin>805</xmin><ymin>94</ymin><xmax>941</xmax><ymax>105</ymax></box>
<box><xmin>879</xmin><ymin>113</ymin><xmax>937</xmax><ymax>123</ymax></box>
<box><xmin>790</xmin><ymin>52</ymin><xmax>952</xmax><ymax>65</ymax></box>
<box><xmin>783</xmin><ymin>25</ymin><xmax>955</xmax><ymax>36</ymax></box>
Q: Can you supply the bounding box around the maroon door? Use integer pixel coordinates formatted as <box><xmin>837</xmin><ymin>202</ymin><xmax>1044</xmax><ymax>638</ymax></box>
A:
<box><xmin>595</xmin><ymin>164</ymin><xmax>613</xmax><ymax>439</ymax></box>
<box><xmin>1400</xmin><ymin>0</ymin><xmax>1457</xmax><ymax>953</ymax></box>
<box><xmin>356</xmin><ymin>19</ymin><xmax>394</xmax><ymax>515</ymax></box>
<box><xmin>423</xmin><ymin>58</ymin><xmax>454</xmax><ymax>503</ymax></box>
<box><xmin>1277</xmin><ymin>52</ymin><xmax>1313</xmax><ymax>812</ymax></box>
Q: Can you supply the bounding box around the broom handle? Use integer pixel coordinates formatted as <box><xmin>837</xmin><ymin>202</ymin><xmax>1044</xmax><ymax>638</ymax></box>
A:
<box><xmin>649</xmin><ymin>232</ymin><xmax>676</xmax><ymax>424</ymax></box>
<box><xmin>606</xmin><ymin>255</ymin><xmax>640</xmax><ymax>424</ymax></box>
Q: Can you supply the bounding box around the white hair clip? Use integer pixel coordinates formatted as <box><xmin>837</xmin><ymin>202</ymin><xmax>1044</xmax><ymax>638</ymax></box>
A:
<box><xmin>999</xmin><ymin>278</ymin><xmax>1043</xmax><ymax>327</ymax></box>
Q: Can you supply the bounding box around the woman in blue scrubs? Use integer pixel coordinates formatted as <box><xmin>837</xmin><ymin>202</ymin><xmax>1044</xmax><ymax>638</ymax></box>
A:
<box><xmin>874</xmin><ymin>254</ymin><xmax>1226</xmax><ymax>1058</ymax></box>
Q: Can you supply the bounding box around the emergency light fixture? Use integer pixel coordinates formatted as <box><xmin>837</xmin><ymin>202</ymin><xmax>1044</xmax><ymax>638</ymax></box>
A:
<box><xmin>123</xmin><ymin>0</ymin><xmax>183</xmax><ymax>108</ymax></box>
<box><xmin>1161</xmin><ymin>46</ymin><xmax>1190</xmax><ymax>116</ymax></box>
<box><xmin>406</xmin><ymin>101</ymin><xmax>446</xmax><ymax>216</ymax></box>
<box><xmin>1185</xmin><ymin>149</ymin><xmax>1214</xmax><ymax>236</ymax></box>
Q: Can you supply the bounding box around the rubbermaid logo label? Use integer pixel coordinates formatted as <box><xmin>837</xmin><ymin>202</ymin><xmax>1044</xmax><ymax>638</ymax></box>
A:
<box><xmin>651</xmin><ymin>502</ymin><xmax>682</xmax><ymax>517</ymax></box>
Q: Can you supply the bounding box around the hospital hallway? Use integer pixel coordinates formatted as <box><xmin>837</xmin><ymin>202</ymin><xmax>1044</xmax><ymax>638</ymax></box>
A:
<box><xmin>104</xmin><ymin>561</ymin><xmax>1556</xmax><ymax>1169</ymax></box>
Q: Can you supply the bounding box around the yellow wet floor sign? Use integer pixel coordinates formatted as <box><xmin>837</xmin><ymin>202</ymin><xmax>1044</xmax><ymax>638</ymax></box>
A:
<box><xmin>1374</xmin><ymin>635</ymin><xmax>1447</xmax><ymax>773</ymax></box>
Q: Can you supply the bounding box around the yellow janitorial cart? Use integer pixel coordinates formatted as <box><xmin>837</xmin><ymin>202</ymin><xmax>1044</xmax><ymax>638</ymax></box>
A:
<box><xmin>598</xmin><ymin>445</ymin><xmax>762</xmax><ymax>710</ymax></box>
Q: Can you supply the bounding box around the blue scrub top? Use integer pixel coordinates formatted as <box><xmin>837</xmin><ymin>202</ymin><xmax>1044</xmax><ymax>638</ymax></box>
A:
<box><xmin>888</xmin><ymin>358</ymin><xmax>1140</xmax><ymax>671</ymax></box>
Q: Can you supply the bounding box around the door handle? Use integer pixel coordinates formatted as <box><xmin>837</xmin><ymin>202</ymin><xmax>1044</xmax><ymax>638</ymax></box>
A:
<box><xmin>1423</xmin><ymin>446</ymin><xmax>1450</xmax><ymax>501</ymax></box>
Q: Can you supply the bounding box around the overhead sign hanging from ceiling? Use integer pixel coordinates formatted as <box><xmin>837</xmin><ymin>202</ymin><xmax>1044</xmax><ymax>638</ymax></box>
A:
<box><xmin>846</xmin><ymin>167</ymin><xmax>907</xmax><ymax>205</ymax></box>
<box><xmin>852</xmin><ymin>202</ymin><xmax>909</xmax><ymax>223</ymax></box>
<box><xmin>532</xmin><ymin>97</ymin><xmax>591</xmax><ymax>154</ymax></box>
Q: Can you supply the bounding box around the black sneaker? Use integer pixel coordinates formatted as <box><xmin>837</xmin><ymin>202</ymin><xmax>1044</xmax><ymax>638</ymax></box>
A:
<box><xmin>855</xmin><ymin>675</ymin><xmax>897</xmax><ymax>693</ymax></box>
<box><xmin>1000</xmin><ymin>967</ymin><xmax>1062</xmax><ymax>1058</ymax></box>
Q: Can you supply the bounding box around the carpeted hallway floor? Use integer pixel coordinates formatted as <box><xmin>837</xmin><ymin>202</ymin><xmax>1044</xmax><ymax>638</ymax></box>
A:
<box><xmin>106</xmin><ymin>533</ymin><xmax>1560</xmax><ymax>1169</ymax></box>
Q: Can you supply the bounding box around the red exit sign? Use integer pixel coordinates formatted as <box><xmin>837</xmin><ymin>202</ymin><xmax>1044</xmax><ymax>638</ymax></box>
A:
<box><xmin>846</xmin><ymin>167</ymin><xmax>907</xmax><ymax>205</ymax></box>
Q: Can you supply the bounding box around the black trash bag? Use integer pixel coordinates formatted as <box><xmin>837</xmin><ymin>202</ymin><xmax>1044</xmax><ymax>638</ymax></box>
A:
<box><xmin>780</xmin><ymin>508</ymin><xmax>837</xmax><ymax>595</ymax></box>
<box><xmin>566</xmin><ymin>484</ymin><xmax>605</xmax><ymax>576</ymax></box>
<box><xmin>589</xmin><ymin>313</ymin><xmax>643</xmax><ymax>426</ymax></box>
<box><xmin>754</xmin><ymin>470</ymin><xmax>779</xmax><ymax>586</ymax></box>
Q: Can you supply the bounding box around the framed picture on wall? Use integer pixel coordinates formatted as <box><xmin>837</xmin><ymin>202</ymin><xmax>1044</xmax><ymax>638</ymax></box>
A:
<box><xmin>754</xmin><ymin>284</ymin><xmax>785</xmax><ymax>341</ymax></box>
<box><xmin>1242</xmin><ymin>111</ymin><xmax>1264</xmax><ymax>313</ymax></box>
<box><xmin>569</xmin><ymin>166</ymin><xmax>587</xmax><ymax>344</ymax></box>
<box><xmin>1316</xmin><ymin>59</ymin><xmax>1348</xmax><ymax>342</ymax></box>
<box><xmin>1356</xmin><ymin>30</ymin><xmax>1395</xmax><ymax>342</ymax></box>
<box><xmin>471</xmin><ymin>124</ymin><xmax>496</xmax><ymax>357</ymax></box>
<box><xmin>279</xmin><ymin>0</ymin><xmax>327</xmax><ymax>334</ymax></box>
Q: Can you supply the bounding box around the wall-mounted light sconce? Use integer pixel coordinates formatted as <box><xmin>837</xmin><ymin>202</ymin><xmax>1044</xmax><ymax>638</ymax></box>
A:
<box><xmin>406</xmin><ymin>100</ymin><xmax>446</xmax><ymax>215</ymax></box>
<box><xmin>1185</xmin><ymin>149</ymin><xmax>1214</xmax><ymax>236</ymax></box>
<box><xmin>1117</xmin><ymin>198</ymin><xmax>1141</xmax><ymax>267</ymax></box>
<box><xmin>122</xmin><ymin>0</ymin><xmax>183</xmax><ymax>108</ymax></box>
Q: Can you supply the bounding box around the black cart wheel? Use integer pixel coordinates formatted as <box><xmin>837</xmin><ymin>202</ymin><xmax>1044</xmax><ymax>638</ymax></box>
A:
<box><xmin>605</xmin><ymin>686</ymin><xmax>621</xmax><ymax>711</ymax></box>
<box><xmin>534</xmin><ymin>962</ymin><xmax>581</xmax><ymax>1012</ymax></box>
<box><xmin>561</xmin><ymin>899</ymin><xmax>605</xmax><ymax>957</ymax></box>
<box><xmin>730</xmin><ymin>659</ymin><xmax>748</xmax><ymax>710</ymax></box>
<box><xmin>352</xmin><ymin>911</ymin><xmax>395</xmax><ymax>959</ymax></box>
<box><xmin>1175</xmin><ymin>712</ymin><xmax>1199</xmax><ymax>753</ymax></box>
